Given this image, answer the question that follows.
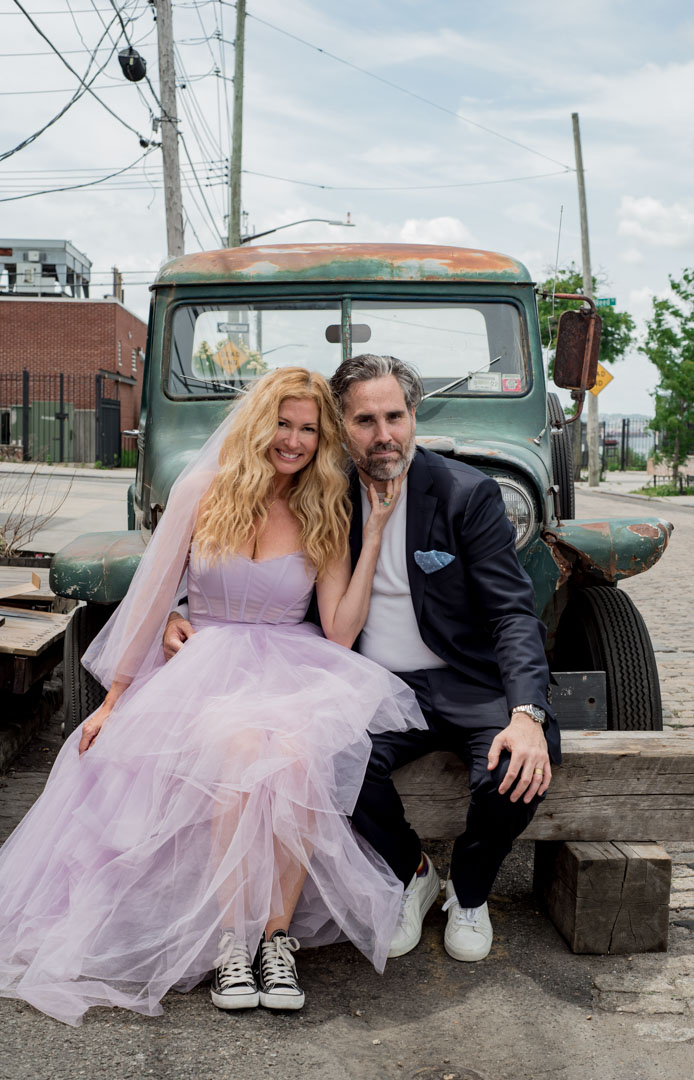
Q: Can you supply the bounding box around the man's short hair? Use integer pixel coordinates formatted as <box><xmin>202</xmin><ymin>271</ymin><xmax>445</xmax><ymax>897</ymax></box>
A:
<box><xmin>330</xmin><ymin>354</ymin><xmax>424</xmax><ymax>413</ymax></box>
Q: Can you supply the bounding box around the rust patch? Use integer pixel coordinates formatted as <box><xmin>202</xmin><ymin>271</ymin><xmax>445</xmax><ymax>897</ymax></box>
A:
<box><xmin>578</xmin><ymin>522</ymin><xmax>611</xmax><ymax>534</ymax></box>
<box><xmin>543</xmin><ymin>532</ymin><xmax>574</xmax><ymax>589</ymax></box>
<box><xmin>155</xmin><ymin>243</ymin><xmax>530</xmax><ymax>285</ymax></box>
<box><xmin>628</xmin><ymin>523</ymin><xmax>662</xmax><ymax>539</ymax></box>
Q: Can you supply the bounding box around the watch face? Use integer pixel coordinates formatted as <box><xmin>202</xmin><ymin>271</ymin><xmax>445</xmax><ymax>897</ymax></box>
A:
<box><xmin>515</xmin><ymin>706</ymin><xmax>545</xmax><ymax>721</ymax></box>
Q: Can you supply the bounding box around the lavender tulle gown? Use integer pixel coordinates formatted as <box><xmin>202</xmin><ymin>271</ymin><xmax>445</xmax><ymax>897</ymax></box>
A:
<box><xmin>0</xmin><ymin>548</ymin><xmax>425</xmax><ymax>1026</ymax></box>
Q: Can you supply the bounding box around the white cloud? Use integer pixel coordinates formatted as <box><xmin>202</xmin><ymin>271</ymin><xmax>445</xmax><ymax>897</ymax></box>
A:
<box><xmin>618</xmin><ymin>196</ymin><xmax>694</xmax><ymax>248</ymax></box>
<box><xmin>620</xmin><ymin>248</ymin><xmax>645</xmax><ymax>264</ymax></box>
<box><xmin>399</xmin><ymin>216</ymin><xmax>476</xmax><ymax>246</ymax></box>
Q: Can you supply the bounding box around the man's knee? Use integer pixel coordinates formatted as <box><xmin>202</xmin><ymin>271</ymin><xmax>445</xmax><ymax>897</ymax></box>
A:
<box><xmin>470</xmin><ymin>753</ymin><xmax>543</xmax><ymax>821</ymax></box>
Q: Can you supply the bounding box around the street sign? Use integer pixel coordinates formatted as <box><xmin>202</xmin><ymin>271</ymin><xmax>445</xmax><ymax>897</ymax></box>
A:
<box><xmin>589</xmin><ymin>361</ymin><xmax>614</xmax><ymax>396</ymax></box>
<box><xmin>595</xmin><ymin>297</ymin><xmax>616</xmax><ymax>307</ymax></box>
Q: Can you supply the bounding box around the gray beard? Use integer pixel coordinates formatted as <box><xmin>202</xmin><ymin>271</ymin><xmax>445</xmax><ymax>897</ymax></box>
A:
<box><xmin>352</xmin><ymin>437</ymin><xmax>416</xmax><ymax>481</ymax></box>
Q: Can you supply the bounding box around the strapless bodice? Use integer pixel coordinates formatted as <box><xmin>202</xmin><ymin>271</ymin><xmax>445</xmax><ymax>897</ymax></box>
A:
<box><xmin>187</xmin><ymin>549</ymin><xmax>316</xmax><ymax>626</ymax></box>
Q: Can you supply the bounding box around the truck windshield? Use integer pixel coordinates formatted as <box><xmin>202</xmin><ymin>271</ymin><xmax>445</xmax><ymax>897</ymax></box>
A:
<box><xmin>166</xmin><ymin>299</ymin><xmax>528</xmax><ymax>398</ymax></box>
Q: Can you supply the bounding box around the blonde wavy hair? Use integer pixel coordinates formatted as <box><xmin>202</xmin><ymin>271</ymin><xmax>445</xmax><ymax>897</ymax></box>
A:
<box><xmin>194</xmin><ymin>367</ymin><xmax>351</xmax><ymax>577</ymax></box>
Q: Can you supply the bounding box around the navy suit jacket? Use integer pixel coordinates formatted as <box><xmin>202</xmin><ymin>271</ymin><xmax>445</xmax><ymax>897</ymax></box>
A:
<box><xmin>350</xmin><ymin>446</ymin><xmax>561</xmax><ymax>764</ymax></box>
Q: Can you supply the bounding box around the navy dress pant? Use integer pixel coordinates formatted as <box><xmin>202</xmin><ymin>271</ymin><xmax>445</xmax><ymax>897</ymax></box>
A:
<box><xmin>350</xmin><ymin>668</ymin><xmax>543</xmax><ymax>908</ymax></box>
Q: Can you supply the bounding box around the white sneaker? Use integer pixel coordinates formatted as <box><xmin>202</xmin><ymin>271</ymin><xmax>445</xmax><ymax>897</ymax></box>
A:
<box><xmin>210</xmin><ymin>932</ymin><xmax>259</xmax><ymax>1009</ymax></box>
<box><xmin>388</xmin><ymin>852</ymin><xmax>441</xmax><ymax>958</ymax></box>
<box><xmin>442</xmin><ymin>879</ymin><xmax>493</xmax><ymax>962</ymax></box>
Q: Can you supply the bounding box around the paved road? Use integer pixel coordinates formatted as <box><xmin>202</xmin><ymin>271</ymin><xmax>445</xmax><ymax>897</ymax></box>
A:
<box><xmin>1</xmin><ymin>486</ymin><xmax>693</xmax><ymax>1079</ymax></box>
<box><xmin>0</xmin><ymin>464</ymin><xmax>133</xmax><ymax>554</ymax></box>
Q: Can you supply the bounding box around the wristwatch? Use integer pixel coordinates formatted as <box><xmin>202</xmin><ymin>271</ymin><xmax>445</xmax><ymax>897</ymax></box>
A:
<box><xmin>510</xmin><ymin>704</ymin><xmax>546</xmax><ymax>724</ymax></box>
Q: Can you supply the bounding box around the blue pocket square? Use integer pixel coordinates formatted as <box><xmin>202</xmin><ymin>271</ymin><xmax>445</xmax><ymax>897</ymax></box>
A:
<box><xmin>414</xmin><ymin>549</ymin><xmax>455</xmax><ymax>574</ymax></box>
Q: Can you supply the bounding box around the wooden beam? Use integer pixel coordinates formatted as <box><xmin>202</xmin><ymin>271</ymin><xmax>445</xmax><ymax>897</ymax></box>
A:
<box><xmin>394</xmin><ymin>732</ymin><xmax>694</xmax><ymax>842</ymax></box>
<box><xmin>533</xmin><ymin>840</ymin><xmax>671</xmax><ymax>954</ymax></box>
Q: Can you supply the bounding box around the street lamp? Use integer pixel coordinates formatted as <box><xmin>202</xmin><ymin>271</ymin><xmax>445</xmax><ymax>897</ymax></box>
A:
<box><xmin>240</xmin><ymin>214</ymin><xmax>354</xmax><ymax>245</ymax></box>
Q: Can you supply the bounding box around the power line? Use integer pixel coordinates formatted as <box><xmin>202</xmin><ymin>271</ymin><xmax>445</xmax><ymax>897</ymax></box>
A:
<box><xmin>0</xmin><ymin>11</ymin><xmax>123</xmax><ymax>161</ymax></box>
<box><xmin>210</xmin><ymin>0</ymin><xmax>573</xmax><ymax>171</ymax></box>
<box><xmin>242</xmin><ymin>166</ymin><xmax>572</xmax><ymax>192</ymax></box>
<box><xmin>11</xmin><ymin>0</ymin><xmax>150</xmax><ymax>142</ymax></box>
<box><xmin>0</xmin><ymin>146</ymin><xmax>159</xmax><ymax>203</ymax></box>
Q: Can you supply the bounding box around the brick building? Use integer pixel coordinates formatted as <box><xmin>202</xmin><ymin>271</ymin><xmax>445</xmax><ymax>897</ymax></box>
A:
<box><xmin>0</xmin><ymin>295</ymin><xmax>147</xmax><ymax>429</ymax></box>
<box><xmin>0</xmin><ymin>296</ymin><xmax>147</xmax><ymax>463</ymax></box>
<box><xmin>0</xmin><ymin>238</ymin><xmax>147</xmax><ymax>463</ymax></box>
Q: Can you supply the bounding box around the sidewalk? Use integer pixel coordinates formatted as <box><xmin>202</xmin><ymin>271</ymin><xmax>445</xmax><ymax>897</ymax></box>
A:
<box><xmin>0</xmin><ymin>461</ymin><xmax>136</xmax><ymax>483</ymax></box>
<box><xmin>0</xmin><ymin>466</ymin><xmax>133</xmax><ymax>553</ymax></box>
<box><xmin>577</xmin><ymin>471</ymin><xmax>694</xmax><ymax>509</ymax></box>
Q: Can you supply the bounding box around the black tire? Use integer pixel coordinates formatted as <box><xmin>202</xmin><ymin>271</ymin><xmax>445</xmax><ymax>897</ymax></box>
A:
<box><xmin>547</xmin><ymin>392</ymin><xmax>575</xmax><ymax>519</ymax></box>
<box><xmin>554</xmin><ymin>586</ymin><xmax>662</xmax><ymax>730</ymax></box>
<box><xmin>63</xmin><ymin>603</ymin><xmax>113</xmax><ymax>738</ymax></box>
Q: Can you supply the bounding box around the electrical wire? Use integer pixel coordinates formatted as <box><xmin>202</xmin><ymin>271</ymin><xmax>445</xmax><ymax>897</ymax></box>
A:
<box><xmin>179</xmin><ymin>132</ymin><xmax>224</xmax><ymax>241</ymax></box>
<box><xmin>0</xmin><ymin>11</ymin><xmax>124</xmax><ymax>161</ymax></box>
<box><xmin>11</xmin><ymin>0</ymin><xmax>149</xmax><ymax>142</ymax></box>
<box><xmin>205</xmin><ymin>0</ymin><xmax>573</xmax><ymax>171</ymax></box>
<box><xmin>101</xmin><ymin>1</ymin><xmax>222</xmax><ymax>245</ymax></box>
<box><xmin>242</xmin><ymin>166</ymin><xmax>572</xmax><ymax>192</ymax></box>
<box><xmin>0</xmin><ymin>146</ymin><xmax>159</xmax><ymax>203</ymax></box>
<box><xmin>173</xmin><ymin>42</ymin><xmax>227</xmax><ymax>221</ymax></box>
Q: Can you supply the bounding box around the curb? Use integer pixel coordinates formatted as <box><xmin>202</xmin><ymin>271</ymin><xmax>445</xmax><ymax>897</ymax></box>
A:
<box><xmin>577</xmin><ymin>487</ymin><xmax>694</xmax><ymax>513</ymax></box>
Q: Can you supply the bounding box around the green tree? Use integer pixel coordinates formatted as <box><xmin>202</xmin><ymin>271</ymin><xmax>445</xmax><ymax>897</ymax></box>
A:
<box><xmin>642</xmin><ymin>268</ymin><xmax>694</xmax><ymax>479</ymax></box>
<box><xmin>537</xmin><ymin>263</ymin><xmax>636</xmax><ymax>377</ymax></box>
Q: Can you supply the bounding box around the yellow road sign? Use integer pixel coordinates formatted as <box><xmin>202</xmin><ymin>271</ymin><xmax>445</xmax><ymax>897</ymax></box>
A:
<box><xmin>589</xmin><ymin>361</ymin><xmax>614</xmax><ymax>396</ymax></box>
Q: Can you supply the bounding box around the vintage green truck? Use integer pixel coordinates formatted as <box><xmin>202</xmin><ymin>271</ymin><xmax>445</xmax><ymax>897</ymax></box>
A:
<box><xmin>50</xmin><ymin>243</ymin><xmax>671</xmax><ymax>736</ymax></box>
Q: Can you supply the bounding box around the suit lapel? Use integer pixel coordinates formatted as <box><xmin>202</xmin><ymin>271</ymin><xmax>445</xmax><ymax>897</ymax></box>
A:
<box><xmin>348</xmin><ymin>467</ymin><xmax>362</xmax><ymax>570</ymax></box>
<box><xmin>405</xmin><ymin>449</ymin><xmax>438</xmax><ymax>624</ymax></box>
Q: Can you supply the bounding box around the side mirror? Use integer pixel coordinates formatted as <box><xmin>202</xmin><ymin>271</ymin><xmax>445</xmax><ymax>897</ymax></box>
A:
<box><xmin>553</xmin><ymin>302</ymin><xmax>602</xmax><ymax>391</ymax></box>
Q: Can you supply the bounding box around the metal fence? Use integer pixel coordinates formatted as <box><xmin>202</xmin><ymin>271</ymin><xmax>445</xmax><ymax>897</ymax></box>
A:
<box><xmin>0</xmin><ymin>370</ymin><xmax>124</xmax><ymax>465</ymax></box>
<box><xmin>578</xmin><ymin>417</ymin><xmax>655</xmax><ymax>472</ymax></box>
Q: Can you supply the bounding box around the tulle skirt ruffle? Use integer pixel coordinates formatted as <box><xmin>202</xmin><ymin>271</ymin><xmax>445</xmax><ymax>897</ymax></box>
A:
<box><xmin>0</xmin><ymin>621</ymin><xmax>424</xmax><ymax>1026</ymax></box>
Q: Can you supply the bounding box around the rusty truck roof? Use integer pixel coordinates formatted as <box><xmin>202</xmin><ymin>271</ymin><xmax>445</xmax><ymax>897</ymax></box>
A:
<box><xmin>153</xmin><ymin>243</ymin><xmax>532</xmax><ymax>287</ymax></box>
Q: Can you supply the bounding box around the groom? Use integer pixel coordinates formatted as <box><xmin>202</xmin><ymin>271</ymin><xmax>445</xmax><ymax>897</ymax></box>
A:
<box><xmin>330</xmin><ymin>354</ymin><xmax>559</xmax><ymax>963</ymax></box>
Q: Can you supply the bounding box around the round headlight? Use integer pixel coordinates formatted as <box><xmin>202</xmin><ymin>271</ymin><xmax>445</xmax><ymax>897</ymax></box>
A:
<box><xmin>492</xmin><ymin>475</ymin><xmax>537</xmax><ymax>549</ymax></box>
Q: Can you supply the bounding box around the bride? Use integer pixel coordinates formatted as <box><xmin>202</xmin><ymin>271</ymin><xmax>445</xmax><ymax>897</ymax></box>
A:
<box><xmin>0</xmin><ymin>367</ymin><xmax>425</xmax><ymax>1026</ymax></box>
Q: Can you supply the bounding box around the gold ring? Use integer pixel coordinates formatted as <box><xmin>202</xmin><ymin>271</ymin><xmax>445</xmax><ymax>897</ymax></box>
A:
<box><xmin>533</xmin><ymin>768</ymin><xmax>544</xmax><ymax>776</ymax></box>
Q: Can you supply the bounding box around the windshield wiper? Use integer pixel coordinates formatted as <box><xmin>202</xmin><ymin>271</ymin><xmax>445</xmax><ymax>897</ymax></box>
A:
<box><xmin>171</xmin><ymin>371</ymin><xmax>249</xmax><ymax>395</ymax></box>
<box><xmin>421</xmin><ymin>356</ymin><xmax>503</xmax><ymax>400</ymax></box>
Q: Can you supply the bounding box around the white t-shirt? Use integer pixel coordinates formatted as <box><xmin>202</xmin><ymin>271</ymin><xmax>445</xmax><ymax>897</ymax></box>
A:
<box><xmin>358</xmin><ymin>478</ymin><xmax>446</xmax><ymax>673</ymax></box>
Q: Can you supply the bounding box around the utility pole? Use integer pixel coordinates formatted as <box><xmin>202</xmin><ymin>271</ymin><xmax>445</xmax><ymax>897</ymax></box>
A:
<box><xmin>228</xmin><ymin>0</ymin><xmax>246</xmax><ymax>247</ymax></box>
<box><xmin>572</xmin><ymin>112</ymin><xmax>599</xmax><ymax>487</ymax></box>
<box><xmin>156</xmin><ymin>0</ymin><xmax>184</xmax><ymax>258</ymax></box>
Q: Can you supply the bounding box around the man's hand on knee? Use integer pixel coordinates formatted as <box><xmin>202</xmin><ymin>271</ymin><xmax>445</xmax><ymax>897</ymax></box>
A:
<box><xmin>162</xmin><ymin>611</ymin><xmax>195</xmax><ymax>661</ymax></box>
<box><xmin>488</xmin><ymin>713</ymin><xmax>551</xmax><ymax>804</ymax></box>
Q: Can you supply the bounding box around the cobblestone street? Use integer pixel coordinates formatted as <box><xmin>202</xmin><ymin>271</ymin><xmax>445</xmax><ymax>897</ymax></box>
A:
<box><xmin>575</xmin><ymin>485</ymin><xmax>694</xmax><ymax>732</ymax></box>
<box><xmin>1</xmin><ymin>486</ymin><xmax>692</xmax><ymax>1079</ymax></box>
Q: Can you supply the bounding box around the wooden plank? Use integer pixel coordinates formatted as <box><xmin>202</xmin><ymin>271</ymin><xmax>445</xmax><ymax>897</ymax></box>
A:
<box><xmin>534</xmin><ymin>840</ymin><xmax>671</xmax><ymax>954</ymax></box>
<box><xmin>0</xmin><ymin>606</ymin><xmax>70</xmax><ymax>658</ymax></box>
<box><xmin>0</xmin><ymin>567</ymin><xmax>54</xmax><ymax>605</ymax></box>
<box><xmin>394</xmin><ymin>732</ymin><xmax>694</xmax><ymax>842</ymax></box>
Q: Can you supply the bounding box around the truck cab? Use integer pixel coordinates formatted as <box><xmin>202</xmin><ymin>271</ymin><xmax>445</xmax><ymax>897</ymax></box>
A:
<box><xmin>51</xmin><ymin>243</ymin><xmax>671</xmax><ymax>734</ymax></box>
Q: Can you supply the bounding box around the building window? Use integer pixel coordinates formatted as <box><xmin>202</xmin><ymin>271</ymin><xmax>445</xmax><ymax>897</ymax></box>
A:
<box><xmin>132</xmin><ymin>348</ymin><xmax>137</xmax><ymax>373</ymax></box>
<box><xmin>117</xmin><ymin>341</ymin><xmax>122</xmax><ymax>367</ymax></box>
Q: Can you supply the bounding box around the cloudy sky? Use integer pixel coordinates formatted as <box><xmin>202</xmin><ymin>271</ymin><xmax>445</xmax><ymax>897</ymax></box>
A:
<box><xmin>2</xmin><ymin>0</ymin><xmax>693</xmax><ymax>414</ymax></box>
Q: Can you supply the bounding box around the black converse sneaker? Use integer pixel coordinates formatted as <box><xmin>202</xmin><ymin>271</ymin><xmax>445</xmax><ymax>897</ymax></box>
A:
<box><xmin>255</xmin><ymin>930</ymin><xmax>305</xmax><ymax>1010</ymax></box>
<box><xmin>210</xmin><ymin>931</ymin><xmax>259</xmax><ymax>1010</ymax></box>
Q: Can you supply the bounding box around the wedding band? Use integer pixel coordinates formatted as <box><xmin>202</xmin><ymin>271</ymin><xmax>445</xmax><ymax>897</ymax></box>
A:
<box><xmin>533</xmin><ymin>768</ymin><xmax>544</xmax><ymax>776</ymax></box>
